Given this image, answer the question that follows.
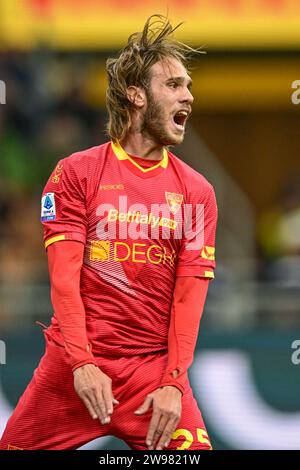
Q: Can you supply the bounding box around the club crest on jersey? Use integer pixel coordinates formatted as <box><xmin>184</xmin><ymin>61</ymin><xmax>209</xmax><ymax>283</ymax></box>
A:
<box><xmin>165</xmin><ymin>192</ymin><xmax>183</xmax><ymax>215</ymax></box>
<box><xmin>41</xmin><ymin>193</ymin><xmax>56</xmax><ymax>221</ymax></box>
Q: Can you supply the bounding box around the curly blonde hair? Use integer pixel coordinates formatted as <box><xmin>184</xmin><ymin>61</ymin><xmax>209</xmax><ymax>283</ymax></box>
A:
<box><xmin>106</xmin><ymin>14</ymin><xmax>200</xmax><ymax>142</ymax></box>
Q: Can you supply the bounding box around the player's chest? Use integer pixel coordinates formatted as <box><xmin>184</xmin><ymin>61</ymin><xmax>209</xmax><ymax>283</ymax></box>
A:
<box><xmin>88</xmin><ymin>162</ymin><xmax>185</xmax><ymax>214</ymax></box>
<box><xmin>86</xmin><ymin>166</ymin><xmax>186</xmax><ymax>241</ymax></box>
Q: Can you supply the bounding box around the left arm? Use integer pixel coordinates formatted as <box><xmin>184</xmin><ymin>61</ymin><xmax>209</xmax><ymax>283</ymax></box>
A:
<box><xmin>134</xmin><ymin>276</ymin><xmax>209</xmax><ymax>450</ymax></box>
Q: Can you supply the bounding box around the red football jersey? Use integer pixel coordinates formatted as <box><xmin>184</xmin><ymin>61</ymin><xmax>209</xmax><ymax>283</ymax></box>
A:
<box><xmin>41</xmin><ymin>141</ymin><xmax>217</xmax><ymax>356</ymax></box>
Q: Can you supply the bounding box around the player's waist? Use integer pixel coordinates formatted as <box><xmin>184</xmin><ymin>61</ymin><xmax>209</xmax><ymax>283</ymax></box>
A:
<box><xmin>85</xmin><ymin>317</ymin><xmax>168</xmax><ymax>355</ymax></box>
<box><xmin>90</xmin><ymin>342</ymin><xmax>168</xmax><ymax>357</ymax></box>
<box><xmin>45</xmin><ymin>322</ymin><xmax>168</xmax><ymax>358</ymax></box>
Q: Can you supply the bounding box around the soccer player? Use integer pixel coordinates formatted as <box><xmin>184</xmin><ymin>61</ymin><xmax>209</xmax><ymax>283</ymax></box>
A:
<box><xmin>0</xmin><ymin>14</ymin><xmax>217</xmax><ymax>450</ymax></box>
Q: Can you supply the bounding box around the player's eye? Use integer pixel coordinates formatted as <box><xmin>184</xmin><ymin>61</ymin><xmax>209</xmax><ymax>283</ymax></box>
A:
<box><xmin>168</xmin><ymin>81</ymin><xmax>179</xmax><ymax>89</ymax></box>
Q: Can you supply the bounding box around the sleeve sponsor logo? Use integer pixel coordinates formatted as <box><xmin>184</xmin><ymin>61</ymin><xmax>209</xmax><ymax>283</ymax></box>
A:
<box><xmin>41</xmin><ymin>192</ymin><xmax>56</xmax><ymax>221</ymax></box>
<box><xmin>201</xmin><ymin>246</ymin><xmax>215</xmax><ymax>260</ymax></box>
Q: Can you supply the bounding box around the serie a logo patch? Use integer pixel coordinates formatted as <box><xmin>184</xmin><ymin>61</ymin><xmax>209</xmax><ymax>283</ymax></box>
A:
<box><xmin>41</xmin><ymin>192</ymin><xmax>56</xmax><ymax>222</ymax></box>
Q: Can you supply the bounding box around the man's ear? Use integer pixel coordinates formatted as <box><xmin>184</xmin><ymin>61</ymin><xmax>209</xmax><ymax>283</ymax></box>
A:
<box><xmin>126</xmin><ymin>86</ymin><xmax>146</xmax><ymax>108</ymax></box>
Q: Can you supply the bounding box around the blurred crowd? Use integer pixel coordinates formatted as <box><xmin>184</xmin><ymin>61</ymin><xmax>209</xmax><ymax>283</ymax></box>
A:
<box><xmin>0</xmin><ymin>51</ymin><xmax>107</xmax><ymax>287</ymax></box>
<box><xmin>258</xmin><ymin>177</ymin><xmax>300</xmax><ymax>286</ymax></box>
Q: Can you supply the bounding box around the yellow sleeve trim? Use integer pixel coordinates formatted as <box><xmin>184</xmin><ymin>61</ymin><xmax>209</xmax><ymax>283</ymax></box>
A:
<box><xmin>44</xmin><ymin>234</ymin><xmax>66</xmax><ymax>249</ymax></box>
<box><xmin>204</xmin><ymin>271</ymin><xmax>215</xmax><ymax>279</ymax></box>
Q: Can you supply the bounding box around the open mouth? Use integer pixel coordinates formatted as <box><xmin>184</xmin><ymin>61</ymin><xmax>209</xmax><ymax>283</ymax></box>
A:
<box><xmin>173</xmin><ymin>110</ymin><xmax>189</xmax><ymax>130</ymax></box>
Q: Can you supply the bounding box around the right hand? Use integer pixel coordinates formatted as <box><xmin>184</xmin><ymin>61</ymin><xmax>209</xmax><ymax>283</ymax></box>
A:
<box><xmin>73</xmin><ymin>364</ymin><xmax>119</xmax><ymax>424</ymax></box>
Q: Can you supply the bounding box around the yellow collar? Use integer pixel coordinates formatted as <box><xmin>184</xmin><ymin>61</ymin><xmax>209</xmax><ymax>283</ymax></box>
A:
<box><xmin>111</xmin><ymin>141</ymin><xmax>168</xmax><ymax>173</ymax></box>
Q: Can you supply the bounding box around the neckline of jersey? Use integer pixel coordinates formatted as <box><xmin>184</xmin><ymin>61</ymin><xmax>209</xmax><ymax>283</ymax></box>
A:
<box><xmin>111</xmin><ymin>141</ymin><xmax>169</xmax><ymax>177</ymax></box>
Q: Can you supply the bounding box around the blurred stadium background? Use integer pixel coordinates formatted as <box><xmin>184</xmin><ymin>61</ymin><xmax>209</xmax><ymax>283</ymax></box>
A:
<box><xmin>1</xmin><ymin>0</ymin><xmax>300</xmax><ymax>450</ymax></box>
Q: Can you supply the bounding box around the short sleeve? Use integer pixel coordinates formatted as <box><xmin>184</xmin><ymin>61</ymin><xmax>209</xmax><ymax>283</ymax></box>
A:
<box><xmin>176</xmin><ymin>185</ymin><xmax>218</xmax><ymax>280</ymax></box>
<box><xmin>41</xmin><ymin>158</ymin><xmax>87</xmax><ymax>249</ymax></box>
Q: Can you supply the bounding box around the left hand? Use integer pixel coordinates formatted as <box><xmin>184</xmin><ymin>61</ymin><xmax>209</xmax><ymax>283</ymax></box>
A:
<box><xmin>134</xmin><ymin>386</ymin><xmax>182</xmax><ymax>450</ymax></box>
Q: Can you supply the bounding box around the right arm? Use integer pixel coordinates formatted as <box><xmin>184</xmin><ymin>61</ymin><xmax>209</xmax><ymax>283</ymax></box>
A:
<box><xmin>47</xmin><ymin>239</ymin><xmax>119</xmax><ymax>424</ymax></box>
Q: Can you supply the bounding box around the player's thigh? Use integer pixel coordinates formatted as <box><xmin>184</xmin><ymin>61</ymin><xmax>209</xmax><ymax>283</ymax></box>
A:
<box><xmin>0</xmin><ymin>337</ymin><xmax>106</xmax><ymax>450</ymax></box>
<box><xmin>123</xmin><ymin>390</ymin><xmax>212</xmax><ymax>450</ymax></box>
<box><xmin>115</xmin><ymin>353</ymin><xmax>212</xmax><ymax>450</ymax></box>
<box><xmin>167</xmin><ymin>386</ymin><xmax>212</xmax><ymax>450</ymax></box>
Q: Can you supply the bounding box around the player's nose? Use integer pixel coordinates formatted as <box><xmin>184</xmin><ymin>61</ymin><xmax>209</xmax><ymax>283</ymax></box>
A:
<box><xmin>180</xmin><ymin>87</ymin><xmax>194</xmax><ymax>105</ymax></box>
